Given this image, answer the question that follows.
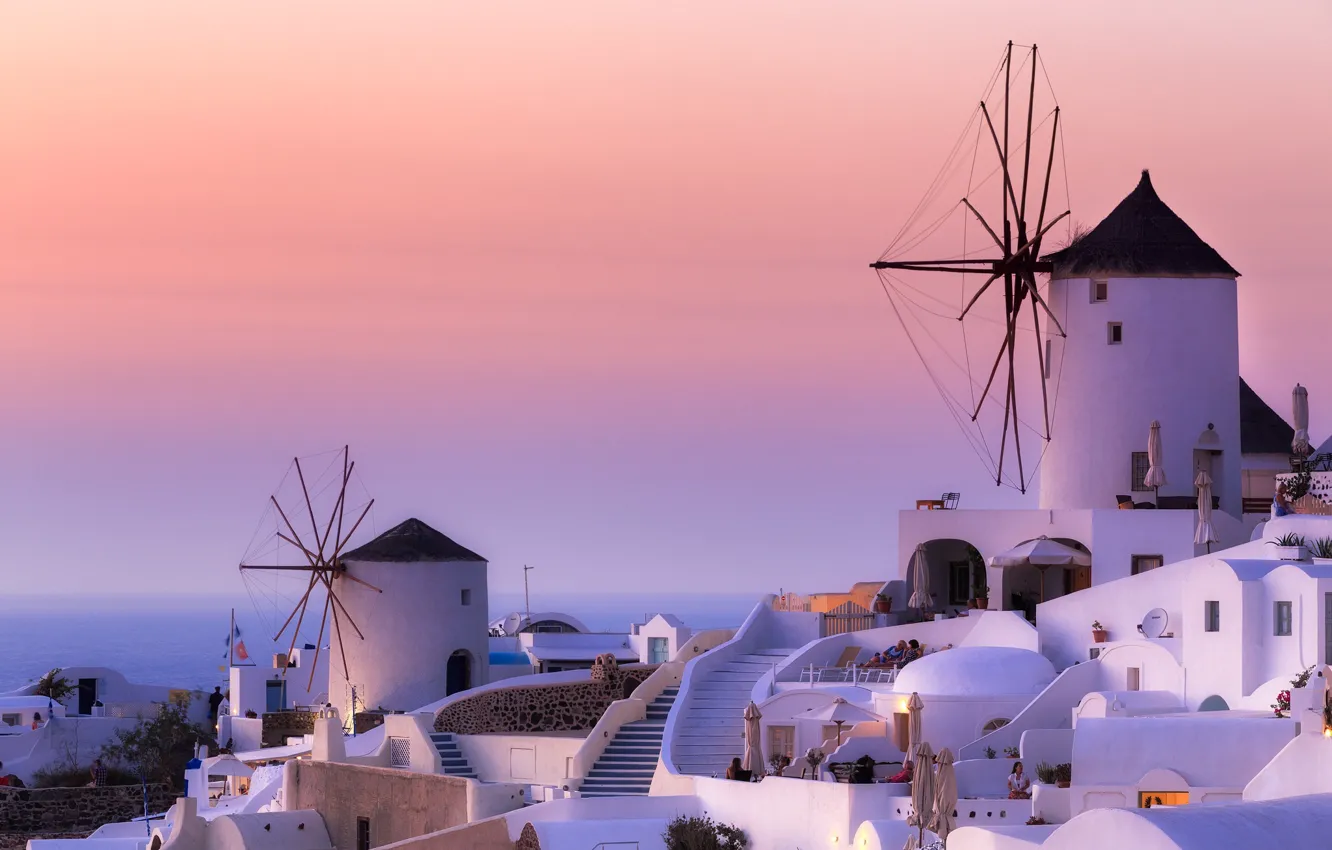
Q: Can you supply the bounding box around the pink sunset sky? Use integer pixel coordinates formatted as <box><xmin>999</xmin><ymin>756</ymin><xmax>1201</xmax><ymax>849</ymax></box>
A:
<box><xmin>2</xmin><ymin>2</ymin><xmax>1329</xmax><ymax>598</ymax></box>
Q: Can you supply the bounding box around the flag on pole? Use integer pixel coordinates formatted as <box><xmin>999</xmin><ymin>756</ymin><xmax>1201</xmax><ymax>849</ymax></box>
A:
<box><xmin>234</xmin><ymin>640</ymin><xmax>250</xmax><ymax>663</ymax></box>
<box><xmin>223</xmin><ymin>624</ymin><xmax>253</xmax><ymax>664</ymax></box>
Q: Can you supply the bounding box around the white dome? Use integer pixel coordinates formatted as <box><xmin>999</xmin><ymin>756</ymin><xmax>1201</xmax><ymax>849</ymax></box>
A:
<box><xmin>894</xmin><ymin>646</ymin><xmax>1056</xmax><ymax>697</ymax></box>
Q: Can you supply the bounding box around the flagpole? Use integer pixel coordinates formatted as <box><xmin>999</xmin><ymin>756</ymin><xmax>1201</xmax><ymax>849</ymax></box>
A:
<box><xmin>230</xmin><ymin>608</ymin><xmax>235</xmax><ymax>668</ymax></box>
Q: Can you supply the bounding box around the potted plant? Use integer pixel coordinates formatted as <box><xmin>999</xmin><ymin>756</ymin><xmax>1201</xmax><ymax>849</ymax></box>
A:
<box><xmin>768</xmin><ymin>753</ymin><xmax>791</xmax><ymax>777</ymax></box>
<box><xmin>1312</xmin><ymin>537</ymin><xmax>1332</xmax><ymax>566</ymax></box>
<box><xmin>1269</xmin><ymin>532</ymin><xmax>1308</xmax><ymax>561</ymax></box>
<box><xmin>1091</xmin><ymin>621</ymin><xmax>1108</xmax><ymax>643</ymax></box>
<box><xmin>1054</xmin><ymin>763</ymin><xmax>1072</xmax><ymax>788</ymax></box>
<box><xmin>983</xmin><ymin>746</ymin><xmax>996</xmax><ymax>759</ymax></box>
<box><xmin>968</xmin><ymin>546</ymin><xmax>989</xmax><ymax>609</ymax></box>
<box><xmin>1035</xmin><ymin>762</ymin><xmax>1056</xmax><ymax>785</ymax></box>
<box><xmin>1004</xmin><ymin>746</ymin><xmax>1020</xmax><ymax>759</ymax></box>
<box><xmin>805</xmin><ymin>747</ymin><xmax>826</xmax><ymax>779</ymax></box>
<box><xmin>873</xmin><ymin>593</ymin><xmax>892</xmax><ymax>614</ymax></box>
<box><xmin>1026</xmin><ymin>817</ymin><xmax>1047</xmax><ymax>826</ymax></box>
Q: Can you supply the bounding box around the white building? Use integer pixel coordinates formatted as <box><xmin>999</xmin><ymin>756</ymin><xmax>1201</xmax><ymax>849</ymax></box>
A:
<box><xmin>329</xmin><ymin>517</ymin><xmax>491</xmax><ymax>716</ymax></box>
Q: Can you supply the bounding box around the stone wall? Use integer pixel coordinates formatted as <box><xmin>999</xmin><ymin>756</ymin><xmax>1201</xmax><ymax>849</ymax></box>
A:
<box><xmin>0</xmin><ymin>784</ymin><xmax>175</xmax><ymax>834</ymax></box>
<box><xmin>434</xmin><ymin>662</ymin><xmax>656</xmax><ymax>735</ymax></box>
<box><xmin>285</xmin><ymin>760</ymin><xmax>474</xmax><ymax>850</ymax></box>
<box><xmin>262</xmin><ymin>710</ymin><xmax>317</xmax><ymax>746</ymax></box>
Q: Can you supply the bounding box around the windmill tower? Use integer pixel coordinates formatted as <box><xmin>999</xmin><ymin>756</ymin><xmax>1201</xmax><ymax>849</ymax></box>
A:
<box><xmin>1038</xmin><ymin>170</ymin><xmax>1241</xmax><ymax>515</ymax></box>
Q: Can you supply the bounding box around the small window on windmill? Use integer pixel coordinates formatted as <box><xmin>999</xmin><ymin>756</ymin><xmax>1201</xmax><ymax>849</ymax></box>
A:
<box><xmin>1044</xmin><ymin>338</ymin><xmax>1053</xmax><ymax>379</ymax></box>
<box><xmin>1107</xmin><ymin>321</ymin><xmax>1123</xmax><ymax>344</ymax></box>
<box><xmin>460</xmin><ymin>589</ymin><xmax>472</xmax><ymax>606</ymax></box>
<box><xmin>388</xmin><ymin>736</ymin><xmax>410</xmax><ymax>768</ymax></box>
<box><xmin>1131</xmin><ymin>452</ymin><xmax>1152</xmax><ymax>492</ymax></box>
<box><xmin>1091</xmin><ymin>279</ymin><xmax>1108</xmax><ymax>302</ymax></box>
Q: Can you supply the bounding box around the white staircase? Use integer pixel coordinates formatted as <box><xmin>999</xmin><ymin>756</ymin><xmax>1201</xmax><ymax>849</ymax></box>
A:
<box><xmin>430</xmin><ymin>731</ymin><xmax>478</xmax><ymax>779</ymax></box>
<box><xmin>671</xmin><ymin>649</ymin><xmax>794</xmax><ymax>777</ymax></box>
<box><xmin>579</xmin><ymin>686</ymin><xmax>678</xmax><ymax>797</ymax></box>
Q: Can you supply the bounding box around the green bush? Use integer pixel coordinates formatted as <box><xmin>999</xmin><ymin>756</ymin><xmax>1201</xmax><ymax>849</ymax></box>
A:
<box><xmin>31</xmin><ymin>763</ymin><xmax>138</xmax><ymax>788</ymax></box>
<box><xmin>101</xmin><ymin>698</ymin><xmax>216</xmax><ymax>792</ymax></box>
<box><xmin>662</xmin><ymin>815</ymin><xmax>748</xmax><ymax>850</ymax></box>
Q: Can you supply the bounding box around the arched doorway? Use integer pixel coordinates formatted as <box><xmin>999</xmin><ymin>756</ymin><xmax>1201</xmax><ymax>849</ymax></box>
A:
<box><xmin>996</xmin><ymin>537</ymin><xmax>1091</xmax><ymax>619</ymax></box>
<box><xmin>446</xmin><ymin>650</ymin><xmax>472</xmax><ymax>696</ymax></box>
<box><xmin>1198</xmin><ymin>694</ymin><xmax>1229</xmax><ymax>712</ymax></box>
<box><xmin>905</xmin><ymin>539</ymin><xmax>987</xmax><ymax>614</ymax></box>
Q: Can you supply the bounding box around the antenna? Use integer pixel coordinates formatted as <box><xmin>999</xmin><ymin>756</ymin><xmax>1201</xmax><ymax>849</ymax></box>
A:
<box><xmin>523</xmin><ymin>565</ymin><xmax>535</xmax><ymax>625</ymax></box>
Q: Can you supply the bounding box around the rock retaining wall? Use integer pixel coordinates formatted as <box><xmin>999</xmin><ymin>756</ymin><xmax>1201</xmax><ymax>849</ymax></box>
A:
<box><xmin>0</xmin><ymin>785</ymin><xmax>175</xmax><ymax>834</ymax></box>
<box><xmin>262</xmin><ymin>710</ymin><xmax>317</xmax><ymax>746</ymax></box>
<box><xmin>435</xmin><ymin>659</ymin><xmax>655</xmax><ymax>735</ymax></box>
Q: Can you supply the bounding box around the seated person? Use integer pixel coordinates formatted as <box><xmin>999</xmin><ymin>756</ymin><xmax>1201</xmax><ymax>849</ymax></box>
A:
<box><xmin>1007</xmin><ymin>761</ymin><xmax>1031</xmax><ymax>799</ymax></box>
<box><xmin>885</xmin><ymin>640</ymin><xmax>908</xmax><ymax>665</ymax></box>
<box><xmin>900</xmin><ymin>640</ymin><xmax>922</xmax><ymax>666</ymax></box>
<box><xmin>1273</xmin><ymin>483</ymin><xmax>1296</xmax><ymax>518</ymax></box>
<box><xmin>869</xmin><ymin>652</ymin><xmax>884</xmax><ymax>666</ymax></box>
<box><xmin>725</xmin><ymin>757</ymin><xmax>743</xmax><ymax>780</ymax></box>
<box><xmin>886</xmin><ymin>760</ymin><xmax>913</xmax><ymax>784</ymax></box>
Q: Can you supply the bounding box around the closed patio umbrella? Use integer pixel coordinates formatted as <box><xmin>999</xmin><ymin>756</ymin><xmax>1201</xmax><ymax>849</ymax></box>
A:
<box><xmin>988</xmin><ymin>536</ymin><xmax>1091</xmax><ymax>603</ymax></box>
<box><xmin>742</xmin><ymin>701</ymin><xmax>765</xmax><ymax>777</ymax></box>
<box><xmin>1195</xmin><ymin>470</ymin><xmax>1218</xmax><ymax>552</ymax></box>
<box><xmin>1145</xmin><ymin>420</ymin><xmax>1168</xmax><ymax>501</ymax></box>
<box><xmin>907</xmin><ymin>741</ymin><xmax>936</xmax><ymax>850</ymax></box>
<box><xmin>931</xmin><ymin>747</ymin><xmax>957</xmax><ymax>842</ymax></box>
<box><xmin>906</xmin><ymin>692</ymin><xmax>924</xmax><ymax>762</ymax></box>
<box><xmin>907</xmin><ymin>545</ymin><xmax>933</xmax><ymax>613</ymax></box>
<box><xmin>1294</xmin><ymin>384</ymin><xmax>1311</xmax><ymax>456</ymax></box>
<box><xmin>805</xmin><ymin>697</ymin><xmax>884</xmax><ymax>747</ymax></box>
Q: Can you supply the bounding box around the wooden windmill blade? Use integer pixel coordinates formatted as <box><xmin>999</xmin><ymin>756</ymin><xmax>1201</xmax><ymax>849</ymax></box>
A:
<box><xmin>238</xmin><ymin>446</ymin><xmax>382</xmax><ymax>690</ymax></box>
<box><xmin>869</xmin><ymin>42</ymin><xmax>1071</xmax><ymax>494</ymax></box>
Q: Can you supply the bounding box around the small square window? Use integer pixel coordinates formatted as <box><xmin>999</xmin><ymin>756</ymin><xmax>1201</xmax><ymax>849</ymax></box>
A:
<box><xmin>1204</xmin><ymin>600</ymin><xmax>1220</xmax><ymax>632</ymax></box>
<box><xmin>1131</xmin><ymin>452</ymin><xmax>1152</xmax><ymax>492</ymax></box>
<box><xmin>1107</xmin><ymin>322</ymin><xmax>1123</xmax><ymax>344</ymax></box>
<box><xmin>1132</xmin><ymin>555</ymin><xmax>1164</xmax><ymax>575</ymax></box>
<box><xmin>460</xmin><ymin>589</ymin><xmax>472</xmax><ymax>606</ymax></box>
<box><xmin>1091</xmin><ymin>279</ymin><xmax>1108</xmax><ymax>302</ymax></box>
<box><xmin>1275</xmin><ymin>601</ymin><xmax>1292</xmax><ymax>636</ymax></box>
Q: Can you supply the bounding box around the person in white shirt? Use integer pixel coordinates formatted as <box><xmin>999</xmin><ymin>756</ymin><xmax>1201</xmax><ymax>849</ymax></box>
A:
<box><xmin>1007</xmin><ymin>760</ymin><xmax>1031</xmax><ymax>799</ymax></box>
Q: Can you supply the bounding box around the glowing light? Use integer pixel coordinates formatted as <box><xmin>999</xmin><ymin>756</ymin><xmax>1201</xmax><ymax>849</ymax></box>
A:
<box><xmin>1323</xmin><ymin>727</ymin><xmax>1331</xmax><ymax>738</ymax></box>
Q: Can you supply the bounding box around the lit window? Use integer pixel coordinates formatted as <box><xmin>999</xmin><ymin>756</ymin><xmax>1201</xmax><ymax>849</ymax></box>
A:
<box><xmin>1132</xmin><ymin>555</ymin><xmax>1164</xmax><ymax>575</ymax></box>
<box><xmin>1091</xmin><ymin>279</ymin><xmax>1108</xmax><ymax>302</ymax></box>
<box><xmin>460</xmin><ymin>589</ymin><xmax>472</xmax><ymax>606</ymax></box>
<box><xmin>1131</xmin><ymin>452</ymin><xmax>1151</xmax><ymax>492</ymax></box>
<box><xmin>1275</xmin><ymin>601</ymin><xmax>1292</xmax><ymax>636</ymax></box>
<box><xmin>1204</xmin><ymin>601</ymin><xmax>1220</xmax><ymax>632</ymax></box>
<box><xmin>1107</xmin><ymin>322</ymin><xmax>1123</xmax><ymax>344</ymax></box>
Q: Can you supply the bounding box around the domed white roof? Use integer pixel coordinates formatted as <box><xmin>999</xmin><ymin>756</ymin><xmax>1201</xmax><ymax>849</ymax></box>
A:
<box><xmin>894</xmin><ymin>646</ymin><xmax>1056</xmax><ymax>697</ymax></box>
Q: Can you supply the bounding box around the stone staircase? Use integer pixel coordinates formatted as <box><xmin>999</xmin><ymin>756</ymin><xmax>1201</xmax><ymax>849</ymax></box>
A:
<box><xmin>579</xmin><ymin>685</ymin><xmax>679</xmax><ymax>797</ymax></box>
<box><xmin>672</xmin><ymin>649</ymin><xmax>795</xmax><ymax>777</ymax></box>
<box><xmin>430</xmin><ymin>731</ymin><xmax>478</xmax><ymax>779</ymax></box>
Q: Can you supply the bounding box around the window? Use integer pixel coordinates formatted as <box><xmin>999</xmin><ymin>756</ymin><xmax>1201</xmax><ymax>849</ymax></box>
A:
<box><xmin>1204</xmin><ymin>600</ymin><xmax>1220</xmax><ymax>632</ymax></box>
<box><xmin>1043</xmin><ymin>338</ymin><xmax>1053</xmax><ymax>379</ymax></box>
<box><xmin>1127</xmin><ymin>667</ymin><xmax>1141</xmax><ymax>691</ymax></box>
<box><xmin>1131</xmin><ymin>452</ymin><xmax>1152</xmax><ymax>492</ymax></box>
<box><xmin>1275</xmin><ymin>601</ymin><xmax>1293</xmax><ymax>636</ymax></box>
<box><xmin>1091</xmin><ymin>279</ymin><xmax>1108</xmax><ymax>302</ymax></box>
<box><xmin>769</xmin><ymin>725</ymin><xmax>795</xmax><ymax>759</ymax></box>
<box><xmin>460</xmin><ymin>589</ymin><xmax>471</xmax><ymax>606</ymax></box>
<box><xmin>356</xmin><ymin>818</ymin><xmax>370</xmax><ymax>850</ymax></box>
<box><xmin>648</xmin><ymin>637</ymin><xmax>670</xmax><ymax>664</ymax></box>
<box><xmin>1107</xmin><ymin>321</ymin><xmax>1123</xmax><ymax>344</ymax></box>
<box><xmin>1</xmin><ymin>714</ymin><xmax>18</xmax><ymax>727</ymax></box>
<box><xmin>981</xmin><ymin>718</ymin><xmax>1010</xmax><ymax>733</ymax></box>
<box><xmin>1132</xmin><ymin>555</ymin><xmax>1164</xmax><ymax>575</ymax></box>
<box><xmin>948</xmin><ymin>560</ymin><xmax>970</xmax><ymax>606</ymax></box>
<box><xmin>388</xmin><ymin>736</ymin><xmax>410</xmax><ymax>768</ymax></box>
<box><xmin>1139</xmin><ymin>791</ymin><xmax>1189</xmax><ymax>808</ymax></box>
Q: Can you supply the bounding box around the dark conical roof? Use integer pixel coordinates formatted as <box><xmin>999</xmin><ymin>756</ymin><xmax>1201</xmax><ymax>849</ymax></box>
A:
<box><xmin>1042</xmin><ymin>170</ymin><xmax>1238</xmax><ymax>278</ymax></box>
<box><xmin>339</xmin><ymin>518</ymin><xmax>487</xmax><ymax>563</ymax></box>
<box><xmin>1240</xmin><ymin>379</ymin><xmax>1294</xmax><ymax>455</ymax></box>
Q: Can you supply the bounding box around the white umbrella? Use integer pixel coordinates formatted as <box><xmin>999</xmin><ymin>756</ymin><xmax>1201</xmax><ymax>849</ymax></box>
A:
<box><xmin>806</xmin><ymin>697</ymin><xmax>884</xmax><ymax>747</ymax></box>
<box><xmin>1144</xmin><ymin>420</ymin><xmax>1168</xmax><ymax>500</ymax></box>
<box><xmin>907</xmin><ymin>545</ymin><xmax>933</xmax><ymax>612</ymax></box>
<box><xmin>742</xmin><ymin>701</ymin><xmax>765</xmax><ymax>777</ymax></box>
<box><xmin>201</xmin><ymin>754</ymin><xmax>253</xmax><ymax>779</ymax></box>
<box><xmin>906</xmin><ymin>692</ymin><xmax>924</xmax><ymax>763</ymax></box>
<box><xmin>1195</xmin><ymin>469</ymin><xmax>1218</xmax><ymax>552</ymax></box>
<box><xmin>930</xmin><ymin>747</ymin><xmax>957</xmax><ymax>843</ymax></box>
<box><xmin>989</xmin><ymin>536</ymin><xmax>1090</xmax><ymax>604</ymax></box>
<box><xmin>907</xmin><ymin>742</ymin><xmax>936</xmax><ymax>849</ymax></box>
<box><xmin>1294</xmin><ymin>384</ymin><xmax>1311</xmax><ymax>456</ymax></box>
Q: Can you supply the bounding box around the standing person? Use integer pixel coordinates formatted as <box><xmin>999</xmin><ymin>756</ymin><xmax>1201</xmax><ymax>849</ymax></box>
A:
<box><xmin>1007</xmin><ymin>761</ymin><xmax>1031</xmax><ymax>799</ymax></box>
<box><xmin>208</xmin><ymin>687</ymin><xmax>224</xmax><ymax>721</ymax></box>
<box><xmin>30</xmin><ymin>713</ymin><xmax>41</xmax><ymax>730</ymax></box>
<box><xmin>90</xmin><ymin>758</ymin><xmax>107</xmax><ymax>787</ymax></box>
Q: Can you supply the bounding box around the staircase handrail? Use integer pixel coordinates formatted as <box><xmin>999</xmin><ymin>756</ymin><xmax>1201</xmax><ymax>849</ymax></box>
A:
<box><xmin>569</xmin><ymin>660</ymin><xmax>683</xmax><ymax>781</ymax></box>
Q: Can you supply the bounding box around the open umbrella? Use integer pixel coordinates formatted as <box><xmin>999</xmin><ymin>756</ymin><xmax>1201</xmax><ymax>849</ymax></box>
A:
<box><xmin>806</xmin><ymin>697</ymin><xmax>884</xmax><ymax>748</ymax></box>
<box><xmin>1145</xmin><ymin>420</ymin><xmax>1168</xmax><ymax>502</ymax></box>
<box><xmin>201</xmin><ymin>754</ymin><xmax>253</xmax><ymax>779</ymax></box>
<box><xmin>988</xmin><ymin>536</ymin><xmax>1091</xmax><ymax>603</ymax></box>
<box><xmin>742</xmin><ymin>702</ymin><xmax>765</xmax><ymax>777</ymax></box>
<box><xmin>907</xmin><ymin>545</ymin><xmax>933</xmax><ymax>613</ymax></box>
<box><xmin>906</xmin><ymin>692</ymin><xmax>924</xmax><ymax>762</ymax></box>
<box><xmin>907</xmin><ymin>742</ymin><xmax>936</xmax><ymax>849</ymax></box>
<box><xmin>1195</xmin><ymin>470</ymin><xmax>1218</xmax><ymax>552</ymax></box>
<box><xmin>930</xmin><ymin>747</ymin><xmax>957</xmax><ymax>842</ymax></box>
<box><xmin>1294</xmin><ymin>384</ymin><xmax>1312</xmax><ymax>456</ymax></box>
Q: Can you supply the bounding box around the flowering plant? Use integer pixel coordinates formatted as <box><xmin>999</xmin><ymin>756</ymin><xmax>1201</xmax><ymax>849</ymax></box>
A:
<box><xmin>1273</xmin><ymin>689</ymin><xmax>1291</xmax><ymax>717</ymax></box>
<box><xmin>1091</xmin><ymin>621</ymin><xmax>1104</xmax><ymax>630</ymax></box>
<box><xmin>1292</xmin><ymin>665</ymin><xmax>1316</xmax><ymax>689</ymax></box>
<box><xmin>805</xmin><ymin>747</ymin><xmax>826</xmax><ymax>769</ymax></box>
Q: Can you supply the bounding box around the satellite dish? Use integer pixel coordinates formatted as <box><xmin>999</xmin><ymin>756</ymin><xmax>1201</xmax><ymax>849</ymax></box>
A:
<box><xmin>1141</xmin><ymin>608</ymin><xmax>1168</xmax><ymax>639</ymax></box>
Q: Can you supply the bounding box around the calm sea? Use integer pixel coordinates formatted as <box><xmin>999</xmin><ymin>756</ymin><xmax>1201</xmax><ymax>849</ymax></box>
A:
<box><xmin>0</xmin><ymin>592</ymin><xmax>759</xmax><ymax>693</ymax></box>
